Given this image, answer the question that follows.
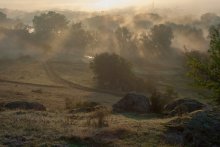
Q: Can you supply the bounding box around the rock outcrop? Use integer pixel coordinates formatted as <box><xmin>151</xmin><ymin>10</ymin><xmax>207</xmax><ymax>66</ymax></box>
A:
<box><xmin>164</xmin><ymin>98</ymin><xmax>206</xmax><ymax>116</ymax></box>
<box><xmin>113</xmin><ymin>93</ymin><xmax>151</xmax><ymax>113</ymax></box>
<box><xmin>165</xmin><ymin>108</ymin><xmax>220</xmax><ymax>147</ymax></box>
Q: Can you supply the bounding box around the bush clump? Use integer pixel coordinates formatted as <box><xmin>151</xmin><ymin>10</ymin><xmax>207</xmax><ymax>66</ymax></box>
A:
<box><xmin>150</xmin><ymin>87</ymin><xmax>178</xmax><ymax>113</ymax></box>
<box><xmin>90</xmin><ymin>53</ymin><xmax>149</xmax><ymax>92</ymax></box>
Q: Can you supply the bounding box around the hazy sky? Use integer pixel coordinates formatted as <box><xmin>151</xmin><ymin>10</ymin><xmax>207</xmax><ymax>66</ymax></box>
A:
<box><xmin>0</xmin><ymin>0</ymin><xmax>219</xmax><ymax>13</ymax></box>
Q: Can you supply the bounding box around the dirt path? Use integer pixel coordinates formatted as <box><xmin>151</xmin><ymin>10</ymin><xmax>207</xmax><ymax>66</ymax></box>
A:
<box><xmin>0</xmin><ymin>79</ymin><xmax>65</xmax><ymax>89</ymax></box>
<box><xmin>43</xmin><ymin>62</ymin><xmax>124</xmax><ymax>97</ymax></box>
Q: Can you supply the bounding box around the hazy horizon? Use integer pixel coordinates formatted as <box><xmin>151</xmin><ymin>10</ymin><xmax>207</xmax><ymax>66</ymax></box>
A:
<box><xmin>0</xmin><ymin>0</ymin><xmax>220</xmax><ymax>14</ymax></box>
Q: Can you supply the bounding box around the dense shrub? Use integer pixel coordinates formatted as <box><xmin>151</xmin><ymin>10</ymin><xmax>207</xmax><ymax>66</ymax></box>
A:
<box><xmin>150</xmin><ymin>87</ymin><xmax>178</xmax><ymax>113</ymax></box>
<box><xmin>150</xmin><ymin>90</ymin><xmax>164</xmax><ymax>113</ymax></box>
<box><xmin>90</xmin><ymin>53</ymin><xmax>149</xmax><ymax>92</ymax></box>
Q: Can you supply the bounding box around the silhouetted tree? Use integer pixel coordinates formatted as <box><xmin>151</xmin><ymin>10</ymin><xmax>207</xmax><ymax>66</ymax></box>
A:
<box><xmin>0</xmin><ymin>26</ymin><xmax>30</xmax><ymax>59</ymax></box>
<box><xmin>33</xmin><ymin>11</ymin><xmax>68</xmax><ymax>42</ymax></box>
<box><xmin>141</xmin><ymin>24</ymin><xmax>174</xmax><ymax>56</ymax></box>
<box><xmin>90</xmin><ymin>53</ymin><xmax>148</xmax><ymax>92</ymax></box>
<box><xmin>201</xmin><ymin>13</ymin><xmax>220</xmax><ymax>27</ymax></box>
<box><xmin>90</xmin><ymin>53</ymin><xmax>132</xmax><ymax>90</ymax></box>
<box><xmin>64</xmin><ymin>23</ymin><xmax>93</xmax><ymax>56</ymax></box>
<box><xmin>33</xmin><ymin>11</ymin><xmax>68</xmax><ymax>34</ymax></box>
<box><xmin>115</xmin><ymin>27</ymin><xmax>139</xmax><ymax>60</ymax></box>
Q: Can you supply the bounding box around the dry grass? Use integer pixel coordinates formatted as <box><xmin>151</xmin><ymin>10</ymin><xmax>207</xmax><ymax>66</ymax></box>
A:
<box><xmin>65</xmin><ymin>98</ymin><xmax>99</xmax><ymax>110</ymax></box>
<box><xmin>0</xmin><ymin>109</ymin><xmax>176</xmax><ymax>146</ymax></box>
<box><xmin>86</xmin><ymin>107</ymin><xmax>111</xmax><ymax>128</ymax></box>
<box><xmin>0</xmin><ymin>59</ymin><xmax>186</xmax><ymax>146</ymax></box>
<box><xmin>0</xmin><ymin>83</ymin><xmax>177</xmax><ymax>146</ymax></box>
<box><xmin>50</xmin><ymin>61</ymin><xmax>96</xmax><ymax>87</ymax></box>
<box><xmin>0</xmin><ymin>60</ymin><xmax>60</xmax><ymax>86</ymax></box>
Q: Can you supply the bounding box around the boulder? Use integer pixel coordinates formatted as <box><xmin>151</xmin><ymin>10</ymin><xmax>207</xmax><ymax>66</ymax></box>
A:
<box><xmin>4</xmin><ymin>101</ymin><xmax>46</xmax><ymax>111</ymax></box>
<box><xmin>113</xmin><ymin>93</ymin><xmax>151</xmax><ymax>113</ymax></box>
<box><xmin>164</xmin><ymin>99</ymin><xmax>206</xmax><ymax>116</ymax></box>
<box><xmin>183</xmin><ymin>108</ymin><xmax>220</xmax><ymax>147</ymax></box>
<box><xmin>164</xmin><ymin>108</ymin><xmax>220</xmax><ymax>147</ymax></box>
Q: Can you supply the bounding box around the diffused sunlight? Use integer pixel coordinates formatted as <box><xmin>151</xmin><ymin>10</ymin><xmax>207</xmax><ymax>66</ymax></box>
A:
<box><xmin>91</xmin><ymin>0</ymin><xmax>135</xmax><ymax>10</ymax></box>
<box><xmin>0</xmin><ymin>0</ymin><xmax>220</xmax><ymax>13</ymax></box>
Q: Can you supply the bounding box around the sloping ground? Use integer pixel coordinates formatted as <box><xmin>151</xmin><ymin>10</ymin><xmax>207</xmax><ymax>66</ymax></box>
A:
<box><xmin>48</xmin><ymin>60</ymin><xmax>95</xmax><ymax>88</ymax></box>
<box><xmin>44</xmin><ymin>61</ymin><xmax>124</xmax><ymax>96</ymax></box>
<box><xmin>0</xmin><ymin>59</ymin><xmax>61</xmax><ymax>86</ymax></box>
<box><xmin>0</xmin><ymin>81</ymin><xmax>120</xmax><ymax>111</ymax></box>
<box><xmin>50</xmin><ymin>59</ymin><xmax>205</xmax><ymax>99</ymax></box>
<box><xmin>0</xmin><ymin>59</ymin><xmax>215</xmax><ymax>147</ymax></box>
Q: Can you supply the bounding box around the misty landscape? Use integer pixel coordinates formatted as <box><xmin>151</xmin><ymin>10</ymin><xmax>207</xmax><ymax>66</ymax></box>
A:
<box><xmin>0</xmin><ymin>0</ymin><xmax>220</xmax><ymax>146</ymax></box>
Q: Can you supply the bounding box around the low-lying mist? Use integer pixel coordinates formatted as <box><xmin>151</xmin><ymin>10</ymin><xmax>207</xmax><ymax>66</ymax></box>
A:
<box><xmin>0</xmin><ymin>7</ymin><xmax>219</xmax><ymax>65</ymax></box>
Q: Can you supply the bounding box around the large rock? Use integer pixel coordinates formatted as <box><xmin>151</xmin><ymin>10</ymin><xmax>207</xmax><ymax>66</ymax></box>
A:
<box><xmin>164</xmin><ymin>98</ymin><xmax>206</xmax><ymax>116</ymax></box>
<box><xmin>165</xmin><ymin>108</ymin><xmax>220</xmax><ymax>147</ymax></box>
<box><xmin>113</xmin><ymin>93</ymin><xmax>151</xmax><ymax>113</ymax></box>
<box><xmin>183</xmin><ymin>108</ymin><xmax>220</xmax><ymax>147</ymax></box>
<box><xmin>4</xmin><ymin>101</ymin><xmax>46</xmax><ymax>111</ymax></box>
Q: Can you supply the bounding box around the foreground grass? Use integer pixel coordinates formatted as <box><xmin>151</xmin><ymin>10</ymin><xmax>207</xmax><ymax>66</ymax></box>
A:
<box><xmin>0</xmin><ymin>109</ymin><xmax>176</xmax><ymax>146</ymax></box>
<box><xmin>0</xmin><ymin>59</ymin><xmax>194</xmax><ymax>146</ymax></box>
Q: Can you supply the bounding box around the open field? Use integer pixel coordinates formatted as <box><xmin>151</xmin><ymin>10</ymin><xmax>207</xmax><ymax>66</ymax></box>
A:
<box><xmin>0</xmin><ymin>80</ymin><xmax>176</xmax><ymax>146</ymax></box>
<box><xmin>0</xmin><ymin>59</ymin><xmax>175</xmax><ymax>146</ymax></box>
<box><xmin>0</xmin><ymin>58</ymin><xmax>207</xmax><ymax>146</ymax></box>
<box><xmin>0</xmin><ymin>109</ymin><xmax>175</xmax><ymax>146</ymax></box>
<box><xmin>0</xmin><ymin>58</ymin><xmax>203</xmax><ymax>98</ymax></box>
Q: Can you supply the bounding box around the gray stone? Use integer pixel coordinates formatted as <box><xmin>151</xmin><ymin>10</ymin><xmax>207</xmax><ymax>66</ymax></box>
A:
<box><xmin>164</xmin><ymin>98</ymin><xmax>206</xmax><ymax>116</ymax></box>
<box><xmin>165</xmin><ymin>108</ymin><xmax>220</xmax><ymax>147</ymax></box>
<box><xmin>113</xmin><ymin>93</ymin><xmax>151</xmax><ymax>113</ymax></box>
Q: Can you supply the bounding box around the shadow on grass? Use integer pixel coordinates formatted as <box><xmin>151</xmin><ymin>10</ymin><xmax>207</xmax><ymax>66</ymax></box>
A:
<box><xmin>59</xmin><ymin>136</ymin><xmax>106</xmax><ymax>147</ymax></box>
<box><xmin>113</xmin><ymin>112</ymin><xmax>164</xmax><ymax>120</ymax></box>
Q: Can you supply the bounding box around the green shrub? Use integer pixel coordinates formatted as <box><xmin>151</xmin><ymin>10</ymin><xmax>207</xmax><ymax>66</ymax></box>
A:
<box><xmin>186</xmin><ymin>26</ymin><xmax>220</xmax><ymax>104</ymax></box>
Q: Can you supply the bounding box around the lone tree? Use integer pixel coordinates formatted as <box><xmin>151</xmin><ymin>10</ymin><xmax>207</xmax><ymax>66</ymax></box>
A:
<box><xmin>33</xmin><ymin>11</ymin><xmax>68</xmax><ymax>41</ymax></box>
<box><xmin>90</xmin><ymin>53</ymin><xmax>147</xmax><ymax>91</ymax></box>
<box><xmin>33</xmin><ymin>11</ymin><xmax>68</xmax><ymax>34</ymax></box>
<box><xmin>187</xmin><ymin>26</ymin><xmax>220</xmax><ymax>104</ymax></box>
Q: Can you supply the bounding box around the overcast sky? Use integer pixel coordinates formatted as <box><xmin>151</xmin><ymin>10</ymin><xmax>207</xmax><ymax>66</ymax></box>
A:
<box><xmin>0</xmin><ymin>0</ymin><xmax>219</xmax><ymax>13</ymax></box>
